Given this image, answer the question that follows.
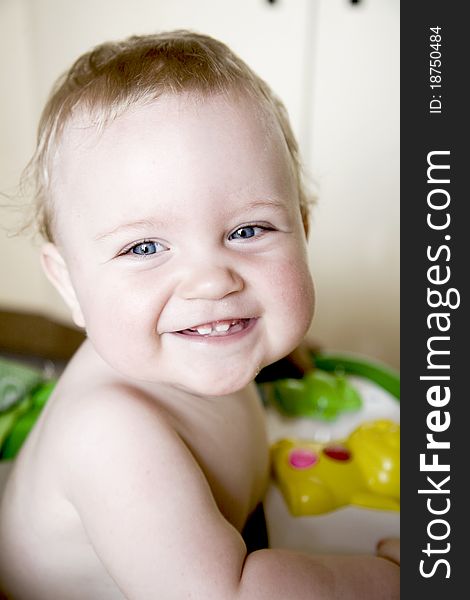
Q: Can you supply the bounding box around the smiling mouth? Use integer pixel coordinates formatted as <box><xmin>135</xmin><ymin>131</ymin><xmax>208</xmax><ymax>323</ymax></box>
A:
<box><xmin>176</xmin><ymin>318</ymin><xmax>253</xmax><ymax>337</ymax></box>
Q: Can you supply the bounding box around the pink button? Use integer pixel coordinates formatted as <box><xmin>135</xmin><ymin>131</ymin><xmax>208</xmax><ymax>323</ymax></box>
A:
<box><xmin>323</xmin><ymin>446</ymin><xmax>351</xmax><ymax>461</ymax></box>
<box><xmin>288</xmin><ymin>448</ymin><xmax>318</xmax><ymax>469</ymax></box>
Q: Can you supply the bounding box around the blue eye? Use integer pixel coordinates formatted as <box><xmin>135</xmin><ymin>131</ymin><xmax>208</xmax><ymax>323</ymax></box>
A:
<box><xmin>229</xmin><ymin>226</ymin><xmax>264</xmax><ymax>240</ymax></box>
<box><xmin>130</xmin><ymin>241</ymin><xmax>163</xmax><ymax>256</ymax></box>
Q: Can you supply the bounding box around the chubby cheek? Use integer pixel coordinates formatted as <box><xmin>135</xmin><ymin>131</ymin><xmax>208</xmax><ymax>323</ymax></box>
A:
<box><xmin>263</xmin><ymin>257</ymin><xmax>315</xmax><ymax>354</ymax></box>
<box><xmin>78</xmin><ymin>277</ymin><xmax>162</xmax><ymax>363</ymax></box>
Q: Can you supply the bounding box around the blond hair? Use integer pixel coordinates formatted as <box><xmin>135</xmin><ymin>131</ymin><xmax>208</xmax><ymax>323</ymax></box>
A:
<box><xmin>27</xmin><ymin>30</ymin><xmax>312</xmax><ymax>241</ymax></box>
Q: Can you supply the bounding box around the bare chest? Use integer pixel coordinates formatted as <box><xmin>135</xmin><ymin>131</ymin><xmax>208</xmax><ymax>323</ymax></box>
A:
<box><xmin>167</xmin><ymin>384</ymin><xmax>270</xmax><ymax>528</ymax></box>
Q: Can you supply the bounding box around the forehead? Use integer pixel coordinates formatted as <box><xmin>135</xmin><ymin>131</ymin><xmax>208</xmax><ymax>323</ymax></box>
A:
<box><xmin>52</xmin><ymin>93</ymin><xmax>296</xmax><ymax>237</ymax></box>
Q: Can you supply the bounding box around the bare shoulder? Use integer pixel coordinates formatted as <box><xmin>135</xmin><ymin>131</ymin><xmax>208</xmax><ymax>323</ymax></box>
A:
<box><xmin>40</xmin><ymin>341</ymin><xmax>185</xmax><ymax>466</ymax></box>
<box><xmin>54</xmin><ymin>380</ymin><xmax>188</xmax><ymax>492</ymax></box>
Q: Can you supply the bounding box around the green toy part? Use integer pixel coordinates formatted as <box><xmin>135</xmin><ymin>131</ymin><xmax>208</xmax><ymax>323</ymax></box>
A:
<box><xmin>312</xmin><ymin>352</ymin><xmax>400</xmax><ymax>401</ymax></box>
<box><xmin>272</xmin><ymin>369</ymin><xmax>362</xmax><ymax>420</ymax></box>
<box><xmin>0</xmin><ymin>358</ymin><xmax>44</xmax><ymax>412</ymax></box>
<box><xmin>0</xmin><ymin>380</ymin><xmax>55</xmax><ymax>460</ymax></box>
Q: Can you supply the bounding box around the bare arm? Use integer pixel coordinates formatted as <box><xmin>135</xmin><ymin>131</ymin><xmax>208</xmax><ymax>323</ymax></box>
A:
<box><xmin>237</xmin><ymin>549</ymin><xmax>399</xmax><ymax>600</ymax></box>
<box><xmin>62</xmin><ymin>388</ymin><xmax>399</xmax><ymax>600</ymax></box>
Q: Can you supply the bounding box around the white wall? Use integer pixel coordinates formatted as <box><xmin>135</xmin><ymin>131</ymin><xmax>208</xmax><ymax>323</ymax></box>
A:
<box><xmin>0</xmin><ymin>0</ymin><xmax>399</xmax><ymax>369</ymax></box>
<box><xmin>307</xmin><ymin>0</ymin><xmax>400</xmax><ymax>368</ymax></box>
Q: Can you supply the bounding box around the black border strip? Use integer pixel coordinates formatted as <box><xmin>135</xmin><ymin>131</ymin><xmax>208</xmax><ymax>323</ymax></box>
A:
<box><xmin>401</xmin><ymin>3</ymin><xmax>466</xmax><ymax>596</ymax></box>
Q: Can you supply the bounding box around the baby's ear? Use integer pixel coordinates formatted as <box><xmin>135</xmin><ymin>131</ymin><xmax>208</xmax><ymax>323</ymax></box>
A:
<box><xmin>40</xmin><ymin>243</ymin><xmax>85</xmax><ymax>329</ymax></box>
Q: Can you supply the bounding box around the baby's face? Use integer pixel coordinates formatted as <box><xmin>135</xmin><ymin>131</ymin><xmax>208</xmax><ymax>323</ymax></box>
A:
<box><xmin>50</xmin><ymin>93</ymin><xmax>315</xmax><ymax>395</ymax></box>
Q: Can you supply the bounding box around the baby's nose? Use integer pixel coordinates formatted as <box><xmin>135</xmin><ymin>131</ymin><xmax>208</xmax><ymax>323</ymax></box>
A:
<box><xmin>176</xmin><ymin>263</ymin><xmax>244</xmax><ymax>300</ymax></box>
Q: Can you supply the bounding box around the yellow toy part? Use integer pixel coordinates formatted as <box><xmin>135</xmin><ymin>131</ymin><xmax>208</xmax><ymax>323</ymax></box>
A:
<box><xmin>271</xmin><ymin>419</ymin><xmax>400</xmax><ymax>516</ymax></box>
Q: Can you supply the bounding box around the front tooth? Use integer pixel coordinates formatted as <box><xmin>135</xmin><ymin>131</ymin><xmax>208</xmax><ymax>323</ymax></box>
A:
<box><xmin>196</xmin><ymin>325</ymin><xmax>212</xmax><ymax>335</ymax></box>
<box><xmin>215</xmin><ymin>322</ymin><xmax>230</xmax><ymax>333</ymax></box>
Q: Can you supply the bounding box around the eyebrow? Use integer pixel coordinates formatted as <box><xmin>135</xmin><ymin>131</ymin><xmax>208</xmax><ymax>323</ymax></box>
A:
<box><xmin>244</xmin><ymin>198</ymin><xmax>287</xmax><ymax>211</ymax></box>
<box><xmin>94</xmin><ymin>198</ymin><xmax>288</xmax><ymax>242</ymax></box>
<box><xmin>94</xmin><ymin>218</ymin><xmax>163</xmax><ymax>242</ymax></box>
<box><xmin>225</xmin><ymin>197</ymin><xmax>289</xmax><ymax>217</ymax></box>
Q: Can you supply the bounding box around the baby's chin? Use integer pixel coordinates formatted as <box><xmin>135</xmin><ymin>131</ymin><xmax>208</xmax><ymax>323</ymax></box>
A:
<box><xmin>171</xmin><ymin>364</ymin><xmax>262</xmax><ymax>398</ymax></box>
<box><xmin>172</xmin><ymin>349</ymin><xmax>294</xmax><ymax>398</ymax></box>
<box><xmin>98</xmin><ymin>339</ymin><xmax>299</xmax><ymax>398</ymax></box>
<box><xmin>102</xmin><ymin>355</ymin><xmax>259</xmax><ymax>398</ymax></box>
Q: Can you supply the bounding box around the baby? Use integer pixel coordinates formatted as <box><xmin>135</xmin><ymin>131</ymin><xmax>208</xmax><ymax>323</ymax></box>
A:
<box><xmin>0</xmin><ymin>31</ymin><xmax>399</xmax><ymax>599</ymax></box>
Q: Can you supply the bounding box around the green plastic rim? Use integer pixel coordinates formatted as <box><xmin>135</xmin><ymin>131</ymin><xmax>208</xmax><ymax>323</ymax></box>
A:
<box><xmin>312</xmin><ymin>352</ymin><xmax>400</xmax><ymax>401</ymax></box>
